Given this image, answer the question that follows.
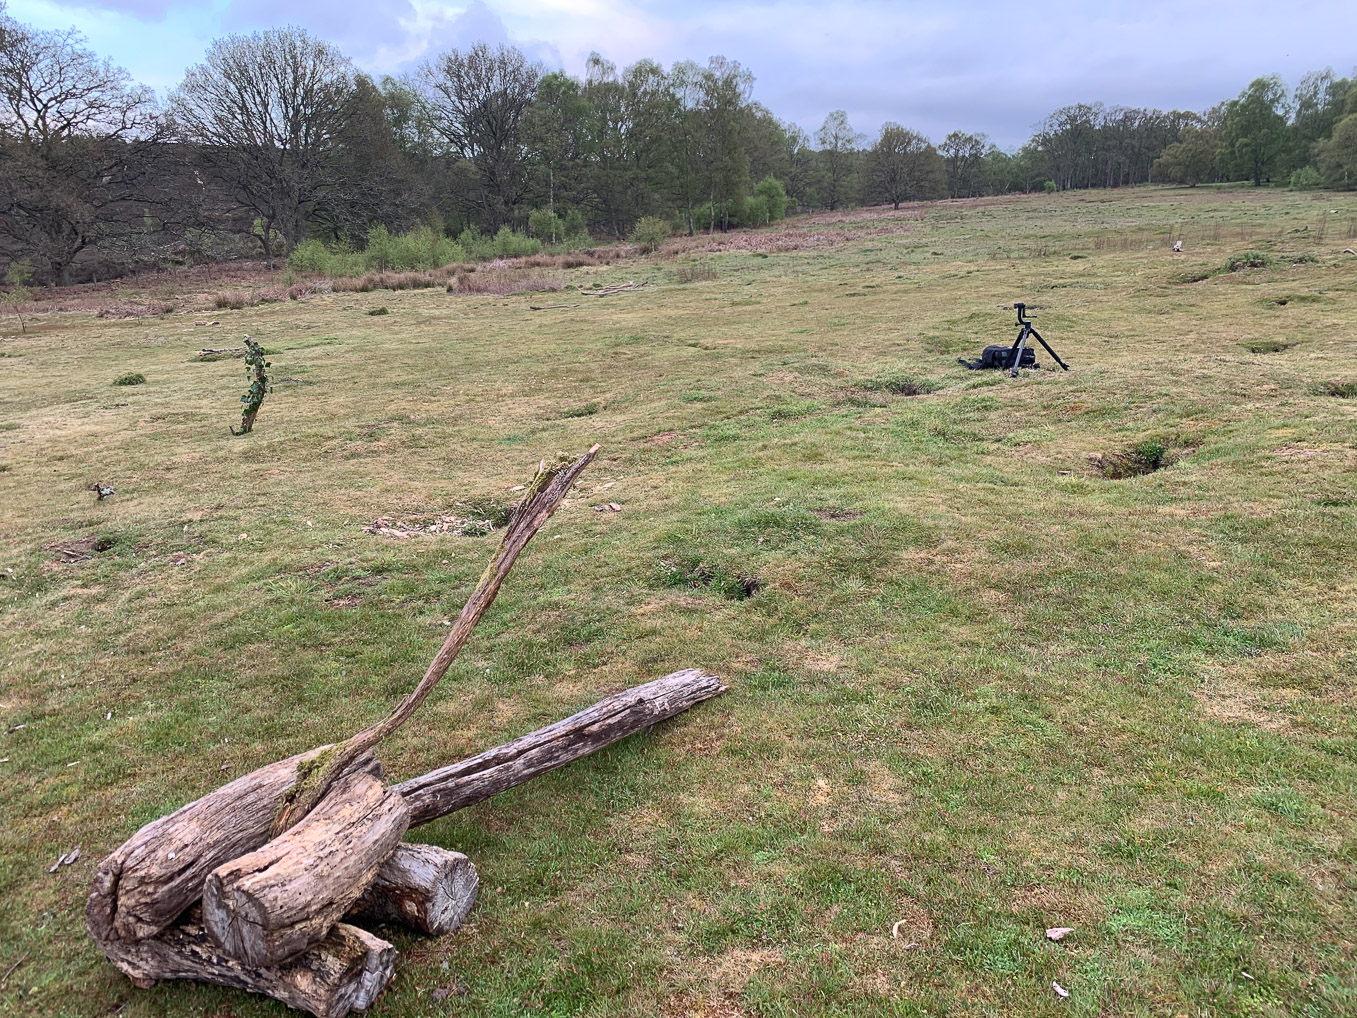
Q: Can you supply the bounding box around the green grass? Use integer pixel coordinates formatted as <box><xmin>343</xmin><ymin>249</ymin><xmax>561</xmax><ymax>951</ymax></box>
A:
<box><xmin>1</xmin><ymin>186</ymin><xmax>1356</xmax><ymax>1017</ymax></box>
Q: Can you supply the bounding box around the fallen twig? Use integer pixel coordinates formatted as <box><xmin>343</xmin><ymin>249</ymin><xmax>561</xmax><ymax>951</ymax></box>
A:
<box><xmin>1</xmin><ymin>952</ymin><xmax>29</xmax><ymax>987</ymax></box>
<box><xmin>529</xmin><ymin>303</ymin><xmax>580</xmax><ymax>310</ymax></box>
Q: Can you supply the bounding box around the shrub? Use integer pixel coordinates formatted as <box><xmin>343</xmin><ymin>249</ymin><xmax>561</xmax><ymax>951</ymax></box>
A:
<box><xmin>630</xmin><ymin>215</ymin><xmax>671</xmax><ymax>254</ymax></box>
<box><xmin>368</xmin><ymin>306</ymin><xmax>389</xmax><ymax>316</ymax></box>
<box><xmin>753</xmin><ymin>176</ymin><xmax>790</xmax><ymax>222</ymax></box>
<box><xmin>113</xmin><ymin>372</ymin><xmax>146</xmax><ymax>386</ymax></box>
<box><xmin>528</xmin><ymin>208</ymin><xmax>565</xmax><ymax>244</ymax></box>
<box><xmin>1043</xmin><ymin>180</ymin><xmax>1058</xmax><ymax>193</ymax></box>
<box><xmin>214</xmin><ymin>291</ymin><xmax>251</xmax><ymax>310</ymax></box>
<box><xmin>1289</xmin><ymin>166</ymin><xmax>1322</xmax><ymax>190</ymax></box>
<box><xmin>562</xmin><ymin>207</ymin><xmax>588</xmax><ymax>238</ymax></box>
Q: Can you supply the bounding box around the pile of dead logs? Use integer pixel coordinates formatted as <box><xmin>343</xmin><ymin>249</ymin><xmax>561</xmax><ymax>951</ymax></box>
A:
<box><xmin>86</xmin><ymin>446</ymin><xmax>725</xmax><ymax>1017</ymax></box>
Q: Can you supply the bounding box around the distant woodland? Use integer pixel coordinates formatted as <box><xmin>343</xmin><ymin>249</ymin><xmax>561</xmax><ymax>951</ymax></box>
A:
<box><xmin>2</xmin><ymin>2</ymin><xmax>1355</xmax><ymax>285</ymax></box>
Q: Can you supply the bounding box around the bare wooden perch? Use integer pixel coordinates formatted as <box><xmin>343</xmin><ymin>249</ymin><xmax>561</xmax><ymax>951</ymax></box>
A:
<box><xmin>87</xmin><ymin>444</ymin><xmax>727</xmax><ymax>1018</ymax></box>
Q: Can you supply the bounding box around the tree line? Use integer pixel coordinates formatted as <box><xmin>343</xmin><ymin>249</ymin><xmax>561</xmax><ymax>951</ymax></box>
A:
<box><xmin>2</xmin><ymin>4</ymin><xmax>1355</xmax><ymax>286</ymax></box>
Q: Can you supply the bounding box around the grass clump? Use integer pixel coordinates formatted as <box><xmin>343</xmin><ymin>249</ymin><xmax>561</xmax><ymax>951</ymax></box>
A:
<box><xmin>561</xmin><ymin>402</ymin><xmax>599</xmax><ymax>418</ymax></box>
<box><xmin>1223</xmin><ymin>251</ymin><xmax>1275</xmax><ymax>272</ymax></box>
<box><xmin>112</xmin><ymin>372</ymin><xmax>146</xmax><ymax>386</ymax></box>
<box><xmin>367</xmin><ymin>306</ymin><xmax>389</xmax><ymax>316</ymax></box>
<box><xmin>1240</xmin><ymin>338</ymin><xmax>1297</xmax><ymax>354</ymax></box>
<box><xmin>1319</xmin><ymin>380</ymin><xmax>1357</xmax><ymax>398</ymax></box>
<box><xmin>674</xmin><ymin>261</ymin><xmax>716</xmax><ymax>284</ymax></box>
<box><xmin>659</xmin><ymin>555</ymin><xmax>761</xmax><ymax>601</ymax></box>
<box><xmin>859</xmin><ymin>373</ymin><xmax>939</xmax><ymax>396</ymax></box>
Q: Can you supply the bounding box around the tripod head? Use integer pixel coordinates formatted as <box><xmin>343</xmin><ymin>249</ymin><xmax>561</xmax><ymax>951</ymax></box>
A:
<box><xmin>1013</xmin><ymin>302</ymin><xmax>1032</xmax><ymax>326</ymax></box>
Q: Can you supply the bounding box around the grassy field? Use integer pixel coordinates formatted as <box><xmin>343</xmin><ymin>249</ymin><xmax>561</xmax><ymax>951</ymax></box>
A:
<box><xmin>2</xmin><ymin>186</ymin><xmax>1356</xmax><ymax>1018</ymax></box>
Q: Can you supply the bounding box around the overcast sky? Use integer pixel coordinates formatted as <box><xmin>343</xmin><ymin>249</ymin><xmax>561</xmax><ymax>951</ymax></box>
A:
<box><xmin>8</xmin><ymin>0</ymin><xmax>1357</xmax><ymax>148</ymax></box>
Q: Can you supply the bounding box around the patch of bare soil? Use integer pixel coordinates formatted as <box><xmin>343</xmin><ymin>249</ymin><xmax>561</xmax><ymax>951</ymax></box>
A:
<box><xmin>45</xmin><ymin>535</ymin><xmax>115</xmax><ymax>562</ymax></box>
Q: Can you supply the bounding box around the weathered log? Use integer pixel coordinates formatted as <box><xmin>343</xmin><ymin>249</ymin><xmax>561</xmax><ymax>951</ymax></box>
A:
<box><xmin>203</xmin><ymin>769</ymin><xmax>410</xmax><ymax>966</ymax></box>
<box><xmin>348</xmin><ymin>843</ymin><xmax>478</xmax><ymax>936</ymax></box>
<box><xmin>396</xmin><ymin>669</ymin><xmax>726</xmax><ymax>827</ymax></box>
<box><xmin>96</xmin><ymin>907</ymin><xmax>394</xmax><ymax>1018</ymax></box>
<box><xmin>87</xmin><ymin>748</ymin><xmax>380</xmax><ymax>946</ymax></box>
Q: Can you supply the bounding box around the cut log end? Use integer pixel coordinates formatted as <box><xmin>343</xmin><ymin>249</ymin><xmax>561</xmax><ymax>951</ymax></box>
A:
<box><xmin>202</xmin><ymin>769</ymin><xmax>410</xmax><ymax>967</ymax></box>
<box><xmin>350</xmin><ymin>843</ymin><xmax>478</xmax><ymax>936</ymax></box>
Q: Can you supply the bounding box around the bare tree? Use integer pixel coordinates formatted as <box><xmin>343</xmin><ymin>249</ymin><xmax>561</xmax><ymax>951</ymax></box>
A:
<box><xmin>169</xmin><ymin>28</ymin><xmax>356</xmax><ymax>264</ymax></box>
<box><xmin>0</xmin><ymin>18</ymin><xmax>160</xmax><ymax>284</ymax></box>
<box><xmin>419</xmin><ymin>44</ymin><xmax>541</xmax><ymax>230</ymax></box>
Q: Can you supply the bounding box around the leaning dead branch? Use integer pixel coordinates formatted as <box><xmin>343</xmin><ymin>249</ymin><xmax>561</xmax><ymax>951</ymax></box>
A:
<box><xmin>86</xmin><ymin>444</ymin><xmax>725</xmax><ymax>1018</ymax></box>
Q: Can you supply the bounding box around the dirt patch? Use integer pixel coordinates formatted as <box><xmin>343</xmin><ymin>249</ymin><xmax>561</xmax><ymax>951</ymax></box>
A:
<box><xmin>811</xmin><ymin>508</ymin><xmax>865</xmax><ymax>521</ymax></box>
<box><xmin>45</xmin><ymin>535</ymin><xmax>116</xmax><ymax>562</ymax></box>
<box><xmin>1091</xmin><ymin>437</ymin><xmax>1193</xmax><ymax>479</ymax></box>
<box><xmin>325</xmin><ymin>594</ymin><xmax>361</xmax><ymax>609</ymax></box>
<box><xmin>645</xmin><ymin>431</ymin><xmax>679</xmax><ymax>446</ymax></box>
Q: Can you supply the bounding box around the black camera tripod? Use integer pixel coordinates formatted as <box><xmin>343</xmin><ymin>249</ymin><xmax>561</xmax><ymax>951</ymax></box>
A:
<box><xmin>1005</xmin><ymin>303</ymin><xmax>1069</xmax><ymax>377</ymax></box>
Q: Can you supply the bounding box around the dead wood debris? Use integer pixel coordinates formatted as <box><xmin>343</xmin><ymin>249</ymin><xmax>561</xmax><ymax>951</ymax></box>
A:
<box><xmin>579</xmin><ymin>280</ymin><xmax>651</xmax><ymax>296</ymax></box>
<box><xmin>529</xmin><ymin>303</ymin><xmax>580</xmax><ymax>310</ymax></box>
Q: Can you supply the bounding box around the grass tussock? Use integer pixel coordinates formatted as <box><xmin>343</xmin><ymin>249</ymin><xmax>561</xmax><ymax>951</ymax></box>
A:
<box><xmin>448</xmin><ymin>269</ymin><xmax>564</xmax><ymax>295</ymax></box>
<box><xmin>674</xmin><ymin>260</ymin><xmax>717</xmax><ymax>284</ymax></box>
<box><xmin>112</xmin><ymin>372</ymin><xmax>145</xmax><ymax>386</ymax></box>
<box><xmin>1319</xmin><ymin>380</ymin><xmax>1357</xmax><ymax>398</ymax></box>
<box><xmin>1240</xmin><ymin>338</ymin><xmax>1298</xmax><ymax>354</ymax></box>
<box><xmin>859</xmin><ymin>373</ymin><xmax>940</xmax><ymax>396</ymax></box>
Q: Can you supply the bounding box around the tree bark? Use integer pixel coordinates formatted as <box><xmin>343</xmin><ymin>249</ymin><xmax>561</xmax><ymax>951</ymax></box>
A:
<box><xmin>95</xmin><ymin>906</ymin><xmax>395</xmax><ymax>1018</ymax></box>
<box><xmin>87</xmin><ymin>748</ymin><xmax>380</xmax><ymax>946</ymax></box>
<box><xmin>203</xmin><ymin>769</ymin><xmax>410</xmax><ymax>966</ymax></box>
<box><xmin>349</xmin><ymin>843</ymin><xmax>478</xmax><ymax>936</ymax></box>
<box><xmin>396</xmin><ymin>669</ymin><xmax>726</xmax><ymax>828</ymax></box>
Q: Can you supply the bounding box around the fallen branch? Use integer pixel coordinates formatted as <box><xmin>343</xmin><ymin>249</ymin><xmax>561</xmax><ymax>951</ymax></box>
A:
<box><xmin>197</xmin><ymin>346</ymin><xmax>245</xmax><ymax>360</ymax></box>
<box><xmin>579</xmin><ymin>281</ymin><xmax>650</xmax><ymax>296</ymax></box>
<box><xmin>529</xmin><ymin>303</ymin><xmax>580</xmax><ymax>310</ymax></box>
<box><xmin>397</xmin><ymin>668</ymin><xmax>726</xmax><ymax>827</ymax></box>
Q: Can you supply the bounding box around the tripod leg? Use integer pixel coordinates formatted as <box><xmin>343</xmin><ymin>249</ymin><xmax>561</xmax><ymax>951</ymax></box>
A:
<box><xmin>1028</xmin><ymin>328</ymin><xmax>1069</xmax><ymax>371</ymax></box>
<box><xmin>1009</xmin><ymin>326</ymin><xmax>1030</xmax><ymax>378</ymax></box>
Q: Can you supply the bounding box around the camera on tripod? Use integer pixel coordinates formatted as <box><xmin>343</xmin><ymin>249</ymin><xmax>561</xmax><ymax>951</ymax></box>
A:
<box><xmin>956</xmin><ymin>303</ymin><xmax>1070</xmax><ymax>376</ymax></box>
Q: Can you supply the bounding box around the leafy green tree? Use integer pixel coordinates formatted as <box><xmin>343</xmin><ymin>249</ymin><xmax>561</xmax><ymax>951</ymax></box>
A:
<box><xmin>938</xmin><ymin>131</ymin><xmax>990</xmax><ymax>197</ymax></box>
<box><xmin>753</xmin><ymin>176</ymin><xmax>789</xmax><ymax>221</ymax></box>
<box><xmin>1221</xmin><ymin>75</ymin><xmax>1291</xmax><ymax>185</ymax></box>
<box><xmin>815</xmin><ymin>110</ymin><xmax>862</xmax><ymax>210</ymax></box>
<box><xmin>1316</xmin><ymin>114</ymin><xmax>1357</xmax><ymax>188</ymax></box>
<box><xmin>1152</xmin><ymin>125</ymin><xmax>1223</xmax><ymax>185</ymax></box>
<box><xmin>867</xmin><ymin>124</ymin><xmax>946</xmax><ymax>208</ymax></box>
<box><xmin>524</xmin><ymin>71</ymin><xmax>588</xmax><ymax>220</ymax></box>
